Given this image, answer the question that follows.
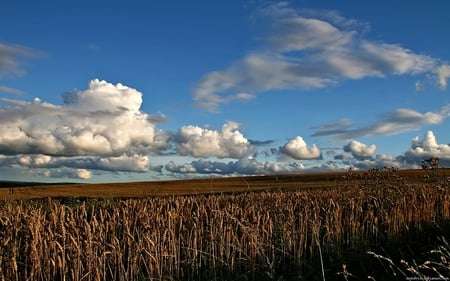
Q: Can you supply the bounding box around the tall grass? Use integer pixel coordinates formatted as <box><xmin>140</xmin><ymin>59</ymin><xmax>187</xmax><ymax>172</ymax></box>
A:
<box><xmin>0</xmin><ymin>168</ymin><xmax>449</xmax><ymax>280</ymax></box>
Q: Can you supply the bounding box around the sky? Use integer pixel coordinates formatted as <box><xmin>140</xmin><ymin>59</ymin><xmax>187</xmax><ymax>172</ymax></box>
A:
<box><xmin>0</xmin><ymin>1</ymin><xmax>450</xmax><ymax>182</ymax></box>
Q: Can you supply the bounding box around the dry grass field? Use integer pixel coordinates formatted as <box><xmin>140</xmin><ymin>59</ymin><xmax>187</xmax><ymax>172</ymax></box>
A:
<box><xmin>0</xmin><ymin>168</ymin><xmax>449</xmax><ymax>280</ymax></box>
<box><xmin>0</xmin><ymin>168</ymin><xmax>445</xmax><ymax>200</ymax></box>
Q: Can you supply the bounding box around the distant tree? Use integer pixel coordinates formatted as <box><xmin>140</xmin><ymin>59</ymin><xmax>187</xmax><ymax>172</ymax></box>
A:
<box><xmin>421</xmin><ymin>157</ymin><xmax>439</xmax><ymax>170</ymax></box>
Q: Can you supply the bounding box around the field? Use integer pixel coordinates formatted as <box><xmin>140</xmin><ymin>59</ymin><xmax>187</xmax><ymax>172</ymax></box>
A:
<box><xmin>0</xmin><ymin>168</ymin><xmax>445</xmax><ymax>200</ymax></box>
<box><xmin>0</xmin><ymin>168</ymin><xmax>449</xmax><ymax>280</ymax></box>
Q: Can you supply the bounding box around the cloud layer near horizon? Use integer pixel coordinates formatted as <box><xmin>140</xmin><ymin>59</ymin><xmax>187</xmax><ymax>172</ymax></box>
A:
<box><xmin>0</xmin><ymin>79</ymin><xmax>323</xmax><ymax>179</ymax></box>
<box><xmin>193</xmin><ymin>3</ymin><xmax>445</xmax><ymax>112</ymax></box>
<box><xmin>0</xmin><ymin>78</ymin><xmax>449</xmax><ymax>180</ymax></box>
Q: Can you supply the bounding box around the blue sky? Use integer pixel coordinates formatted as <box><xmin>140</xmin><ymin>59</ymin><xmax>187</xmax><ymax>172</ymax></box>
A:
<box><xmin>1</xmin><ymin>1</ymin><xmax>449</xmax><ymax>182</ymax></box>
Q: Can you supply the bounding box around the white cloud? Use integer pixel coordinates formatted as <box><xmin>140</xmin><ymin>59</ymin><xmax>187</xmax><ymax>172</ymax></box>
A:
<box><xmin>194</xmin><ymin>4</ymin><xmax>437</xmax><ymax>111</ymax></box>
<box><xmin>405</xmin><ymin>130</ymin><xmax>450</xmax><ymax>160</ymax></box>
<box><xmin>279</xmin><ymin>136</ymin><xmax>321</xmax><ymax>160</ymax></box>
<box><xmin>312</xmin><ymin>105</ymin><xmax>450</xmax><ymax>139</ymax></box>
<box><xmin>96</xmin><ymin>154</ymin><xmax>149</xmax><ymax>172</ymax></box>
<box><xmin>164</xmin><ymin>131</ymin><xmax>449</xmax><ymax>177</ymax></box>
<box><xmin>0</xmin><ymin>79</ymin><xmax>169</xmax><ymax>157</ymax></box>
<box><xmin>194</xmin><ymin>53</ymin><xmax>333</xmax><ymax>111</ymax></box>
<box><xmin>45</xmin><ymin>167</ymin><xmax>93</xmax><ymax>180</ymax></box>
<box><xmin>332</xmin><ymin>131</ymin><xmax>450</xmax><ymax>170</ymax></box>
<box><xmin>266</xmin><ymin>17</ymin><xmax>354</xmax><ymax>52</ymax></box>
<box><xmin>343</xmin><ymin>140</ymin><xmax>376</xmax><ymax>160</ymax></box>
<box><xmin>175</xmin><ymin>121</ymin><xmax>254</xmax><ymax>158</ymax></box>
<box><xmin>18</xmin><ymin>154</ymin><xmax>52</xmax><ymax>167</ymax></box>
<box><xmin>373</xmin><ymin>154</ymin><xmax>402</xmax><ymax>168</ymax></box>
<box><xmin>233</xmin><ymin>158</ymin><xmax>305</xmax><ymax>175</ymax></box>
<box><xmin>165</xmin><ymin>158</ymin><xmax>305</xmax><ymax>176</ymax></box>
<box><xmin>434</xmin><ymin>64</ymin><xmax>450</xmax><ymax>89</ymax></box>
<box><xmin>0</xmin><ymin>79</ymin><xmax>170</xmax><ymax>177</ymax></box>
<box><xmin>62</xmin><ymin>79</ymin><xmax>142</xmax><ymax>112</ymax></box>
<box><xmin>76</xmin><ymin>169</ymin><xmax>92</xmax><ymax>180</ymax></box>
<box><xmin>234</xmin><ymin>92</ymin><xmax>255</xmax><ymax>100</ymax></box>
<box><xmin>8</xmin><ymin>153</ymin><xmax>150</xmax><ymax>174</ymax></box>
<box><xmin>165</xmin><ymin>160</ymin><xmax>197</xmax><ymax>174</ymax></box>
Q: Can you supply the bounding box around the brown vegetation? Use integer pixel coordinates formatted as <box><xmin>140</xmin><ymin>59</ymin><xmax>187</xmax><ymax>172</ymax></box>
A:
<box><xmin>0</xmin><ymin>168</ymin><xmax>449</xmax><ymax>280</ymax></box>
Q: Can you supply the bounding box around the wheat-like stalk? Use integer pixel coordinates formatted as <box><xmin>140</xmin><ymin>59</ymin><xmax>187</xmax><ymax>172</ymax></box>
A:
<box><xmin>0</xmin><ymin>168</ymin><xmax>449</xmax><ymax>280</ymax></box>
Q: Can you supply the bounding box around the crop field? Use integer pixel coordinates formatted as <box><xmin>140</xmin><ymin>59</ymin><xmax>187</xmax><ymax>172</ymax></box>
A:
<box><xmin>0</xmin><ymin>168</ymin><xmax>445</xmax><ymax>200</ymax></box>
<box><xmin>0</xmin><ymin>168</ymin><xmax>449</xmax><ymax>280</ymax></box>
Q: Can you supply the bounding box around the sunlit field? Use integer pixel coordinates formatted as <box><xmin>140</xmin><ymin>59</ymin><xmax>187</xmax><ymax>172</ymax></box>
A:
<box><xmin>0</xmin><ymin>168</ymin><xmax>449</xmax><ymax>280</ymax></box>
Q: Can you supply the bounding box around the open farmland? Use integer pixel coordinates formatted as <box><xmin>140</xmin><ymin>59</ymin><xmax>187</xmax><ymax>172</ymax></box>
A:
<box><xmin>0</xmin><ymin>168</ymin><xmax>449</xmax><ymax>280</ymax></box>
<box><xmin>0</xmin><ymin>168</ymin><xmax>447</xmax><ymax>200</ymax></box>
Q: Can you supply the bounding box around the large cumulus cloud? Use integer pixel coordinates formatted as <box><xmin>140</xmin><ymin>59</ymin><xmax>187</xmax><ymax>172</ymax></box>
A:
<box><xmin>279</xmin><ymin>136</ymin><xmax>321</xmax><ymax>160</ymax></box>
<box><xmin>403</xmin><ymin>131</ymin><xmax>450</xmax><ymax>165</ymax></box>
<box><xmin>343</xmin><ymin>140</ymin><xmax>376</xmax><ymax>160</ymax></box>
<box><xmin>0</xmin><ymin>79</ymin><xmax>169</xmax><ymax>179</ymax></box>
<box><xmin>174</xmin><ymin>121</ymin><xmax>255</xmax><ymax>158</ymax></box>
<box><xmin>0</xmin><ymin>79</ymin><xmax>169</xmax><ymax>157</ymax></box>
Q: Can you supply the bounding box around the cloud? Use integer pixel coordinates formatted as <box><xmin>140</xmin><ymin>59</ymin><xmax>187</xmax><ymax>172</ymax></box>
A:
<box><xmin>96</xmin><ymin>154</ymin><xmax>149</xmax><ymax>172</ymax></box>
<box><xmin>165</xmin><ymin>160</ymin><xmax>197</xmax><ymax>174</ymax></box>
<box><xmin>249</xmin><ymin>139</ymin><xmax>274</xmax><ymax>146</ymax></box>
<box><xmin>0</xmin><ymin>42</ymin><xmax>41</xmax><ymax>100</ymax></box>
<box><xmin>0</xmin><ymin>42</ymin><xmax>41</xmax><ymax>78</ymax></box>
<box><xmin>331</xmin><ymin>130</ymin><xmax>450</xmax><ymax>170</ymax></box>
<box><xmin>279</xmin><ymin>136</ymin><xmax>321</xmax><ymax>160</ymax></box>
<box><xmin>149</xmin><ymin>163</ymin><xmax>164</xmax><ymax>173</ymax></box>
<box><xmin>44</xmin><ymin>168</ymin><xmax>93</xmax><ymax>180</ymax></box>
<box><xmin>0</xmin><ymin>79</ymin><xmax>169</xmax><ymax>157</ymax></box>
<box><xmin>434</xmin><ymin>64</ymin><xmax>450</xmax><ymax>89</ymax></box>
<box><xmin>174</xmin><ymin>121</ymin><xmax>255</xmax><ymax>158</ymax></box>
<box><xmin>342</xmin><ymin>154</ymin><xmax>405</xmax><ymax>171</ymax></box>
<box><xmin>0</xmin><ymin>85</ymin><xmax>24</xmax><ymax>95</ymax></box>
<box><xmin>76</xmin><ymin>169</ymin><xmax>92</xmax><ymax>180</ymax></box>
<box><xmin>164</xmin><ymin>130</ymin><xmax>450</xmax><ymax>177</ymax></box>
<box><xmin>0</xmin><ymin>156</ymin><xmax>93</xmax><ymax>180</ymax></box>
<box><xmin>18</xmin><ymin>154</ymin><xmax>52</xmax><ymax>167</ymax></box>
<box><xmin>0</xmin><ymin>79</ymin><xmax>170</xmax><ymax>176</ymax></box>
<box><xmin>194</xmin><ymin>54</ymin><xmax>333</xmax><ymax>111</ymax></box>
<box><xmin>343</xmin><ymin>140</ymin><xmax>376</xmax><ymax>160</ymax></box>
<box><xmin>310</xmin><ymin>118</ymin><xmax>353</xmax><ymax>135</ymax></box>
<box><xmin>7</xmin><ymin>153</ymin><xmax>150</xmax><ymax>174</ymax></box>
<box><xmin>165</xmin><ymin>158</ymin><xmax>305</xmax><ymax>176</ymax></box>
<box><xmin>193</xmin><ymin>4</ymin><xmax>437</xmax><ymax>111</ymax></box>
<box><xmin>403</xmin><ymin>131</ymin><xmax>450</xmax><ymax>163</ymax></box>
<box><xmin>312</xmin><ymin>105</ymin><xmax>450</xmax><ymax>139</ymax></box>
<box><xmin>61</xmin><ymin>79</ymin><xmax>143</xmax><ymax>112</ymax></box>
